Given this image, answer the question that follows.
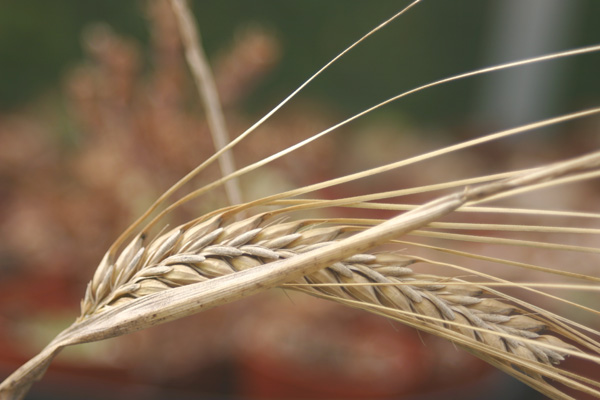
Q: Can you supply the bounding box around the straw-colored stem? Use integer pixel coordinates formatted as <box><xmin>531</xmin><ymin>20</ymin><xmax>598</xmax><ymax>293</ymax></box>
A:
<box><xmin>170</xmin><ymin>0</ymin><xmax>242</xmax><ymax>207</ymax></box>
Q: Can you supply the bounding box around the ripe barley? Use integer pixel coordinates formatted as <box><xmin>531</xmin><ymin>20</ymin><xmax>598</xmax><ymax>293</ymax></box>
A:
<box><xmin>1</xmin><ymin>2</ymin><xmax>599</xmax><ymax>400</ymax></box>
<box><xmin>81</xmin><ymin>210</ymin><xmax>576</xmax><ymax>372</ymax></box>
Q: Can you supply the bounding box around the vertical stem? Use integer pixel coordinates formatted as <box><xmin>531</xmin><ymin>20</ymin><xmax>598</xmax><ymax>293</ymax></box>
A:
<box><xmin>170</xmin><ymin>0</ymin><xmax>243</xmax><ymax>207</ymax></box>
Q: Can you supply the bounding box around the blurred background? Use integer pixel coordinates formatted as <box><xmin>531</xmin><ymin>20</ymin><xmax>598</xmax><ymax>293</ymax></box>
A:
<box><xmin>0</xmin><ymin>0</ymin><xmax>599</xmax><ymax>399</ymax></box>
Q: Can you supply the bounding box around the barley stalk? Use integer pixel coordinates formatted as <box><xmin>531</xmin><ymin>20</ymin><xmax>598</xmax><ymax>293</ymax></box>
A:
<box><xmin>2</xmin><ymin>154</ymin><xmax>598</xmax><ymax>400</ymax></box>
<box><xmin>170</xmin><ymin>0</ymin><xmax>242</xmax><ymax>207</ymax></box>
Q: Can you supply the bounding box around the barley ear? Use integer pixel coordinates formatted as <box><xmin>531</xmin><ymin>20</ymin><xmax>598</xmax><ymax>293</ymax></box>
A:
<box><xmin>2</xmin><ymin>150</ymin><xmax>600</xmax><ymax>400</ymax></box>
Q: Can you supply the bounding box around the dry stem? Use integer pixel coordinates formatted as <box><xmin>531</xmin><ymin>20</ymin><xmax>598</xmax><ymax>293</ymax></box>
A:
<box><xmin>170</xmin><ymin>0</ymin><xmax>242</xmax><ymax>207</ymax></box>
